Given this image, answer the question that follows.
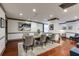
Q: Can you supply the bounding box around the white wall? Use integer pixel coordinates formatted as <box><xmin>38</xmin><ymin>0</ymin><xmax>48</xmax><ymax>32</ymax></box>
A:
<box><xmin>48</xmin><ymin>20</ymin><xmax>60</xmax><ymax>41</ymax></box>
<box><xmin>45</xmin><ymin>19</ymin><xmax>77</xmax><ymax>39</ymax></box>
<box><xmin>31</xmin><ymin>22</ymin><xmax>37</xmax><ymax>32</ymax></box>
<box><xmin>8</xmin><ymin>19</ymin><xmax>43</xmax><ymax>40</ymax></box>
<box><xmin>44</xmin><ymin>24</ymin><xmax>49</xmax><ymax>32</ymax></box>
<box><xmin>37</xmin><ymin>23</ymin><xmax>43</xmax><ymax>32</ymax></box>
<box><xmin>60</xmin><ymin>21</ymin><xmax>79</xmax><ymax>38</ymax></box>
<box><xmin>8</xmin><ymin>17</ymin><xmax>79</xmax><ymax>40</ymax></box>
<box><xmin>0</xmin><ymin>7</ymin><xmax>5</xmax><ymax>55</ymax></box>
<box><xmin>31</xmin><ymin>22</ymin><xmax>43</xmax><ymax>32</ymax></box>
<box><xmin>48</xmin><ymin>20</ymin><xmax>60</xmax><ymax>33</ymax></box>
<box><xmin>48</xmin><ymin>19</ymin><xmax>79</xmax><ymax>38</ymax></box>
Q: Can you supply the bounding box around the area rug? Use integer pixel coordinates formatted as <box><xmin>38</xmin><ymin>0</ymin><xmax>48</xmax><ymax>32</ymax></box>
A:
<box><xmin>18</xmin><ymin>42</ymin><xmax>62</xmax><ymax>56</ymax></box>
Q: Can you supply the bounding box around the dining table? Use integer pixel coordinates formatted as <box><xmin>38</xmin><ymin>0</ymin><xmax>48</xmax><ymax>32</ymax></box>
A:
<box><xmin>33</xmin><ymin>35</ymin><xmax>41</xmax><ymax>41</ymax></box>
<box><xmin>33</xmin><ymin>34</ymin><xmax>52</xmax><ymax>43</ymax></box>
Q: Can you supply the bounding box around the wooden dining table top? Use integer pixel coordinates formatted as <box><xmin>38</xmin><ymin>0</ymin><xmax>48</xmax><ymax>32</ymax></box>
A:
<box><xmin>33</xmin><ymin>34</ymin><xmax>51</xmax><ymax>39</ymax></box>
<box><xmin>33</xmin><ymin>35</ymin><xmax>41</xmax><ymax>39</ymax></box>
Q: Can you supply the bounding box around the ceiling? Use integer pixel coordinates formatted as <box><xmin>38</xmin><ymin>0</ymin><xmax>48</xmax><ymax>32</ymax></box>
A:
<box><xmin>2</xmin><ymin>3</ymin><xmax>79</xmax><ymax>23</ymax></box>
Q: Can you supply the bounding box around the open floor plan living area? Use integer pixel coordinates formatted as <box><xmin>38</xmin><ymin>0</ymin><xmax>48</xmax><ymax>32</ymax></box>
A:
<box><xmin>0</xmin><ymin>3</ymin><xmax>79</xmax><ymax>56</ymax></box>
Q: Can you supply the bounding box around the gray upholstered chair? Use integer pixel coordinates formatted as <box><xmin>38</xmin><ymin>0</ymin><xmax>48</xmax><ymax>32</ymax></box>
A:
<box><xmin>49</xmin><ymin>34</ymin><xmax>55</xmax><ymax>44</ymax></box>
<box><xmin>22</xmin><ymin>32</ymin><xmax>29</xmax><ymax>39</ymax></box>
<box><xmin>40</xmin><ymin>34</ymin><xmax>47</xmax><ymax>46</ymax></box>
<box><xmin>23</xmin><ymin>35</ymin><xmax>34</xmax><ymax>53</ymax></box>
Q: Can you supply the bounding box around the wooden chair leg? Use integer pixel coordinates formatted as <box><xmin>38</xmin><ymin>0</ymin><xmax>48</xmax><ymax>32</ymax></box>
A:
<box><xmin>52</xmin><ymin>41</ymin><xmax>53</xmax><ymax>44</ymax></box>
<box><xmin>40</xmin><ymin>42</ymin><xmax>43</xmax><ymax>47</ymax></box>
<box><xmin>25</xmin><ymin>47</ymin><xmax>28</xmax><ymax>53</ymax></box>
<box><xmin>31</xmin><ymin>46</ymin><xmax>33</xmax><ymax>50</ymax></box>
<box><xmin>23</xmin><ymin>45</ymin><xmax>25</xmax><ymax>49</ymax></box>
<box><xmin>45</xmin><ymin>42</ymin><xmax>47</xmax><ymax>46</ymax></box>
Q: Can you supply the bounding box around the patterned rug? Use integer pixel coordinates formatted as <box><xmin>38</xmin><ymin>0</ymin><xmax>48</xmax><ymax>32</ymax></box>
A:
<box><xmin>18</xmin><ymin>41</ymin><xmax>63</xmax><ymax>56</ymax></box>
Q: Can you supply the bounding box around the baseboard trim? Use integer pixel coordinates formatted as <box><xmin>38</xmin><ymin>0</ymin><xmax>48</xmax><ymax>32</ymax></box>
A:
<box><xmin>0</xmin><ymin>40</ymin><xmax>8</xmax><ymax>56</ymax></box>
<box><xmin>0</xmin><ymin>39</ymin><xmax>22</xmax><ymax>56</ymax></box>
<box><xmin>0</xmin><ymin>36</ymin><xmax>6</xmax><ymax>56</ymax></box>
<box><xmin>0</xmin><ymin>46</ymin><xmax>6</xmax><ymax>56</ymax></box>
<box><xmin>8</xmin><ymin>39</ymin><xmax>23</xmax><ymax>42</ymax></box>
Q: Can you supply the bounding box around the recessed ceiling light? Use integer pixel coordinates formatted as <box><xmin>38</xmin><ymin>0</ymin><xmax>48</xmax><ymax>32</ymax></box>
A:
<box><xmin>19</xmin><ymin>13</ymin><xmax>23</xmax><ymax>16</ymax></box>
<box><xmin>33</xmin><ymin>9</ymin><xmax>36</xmax><ymax>12</ymax></box>
<box><xmin>74</xmin><ymin>16</ymin><xmax>78</xmax><ymax>19</ymax></box>
<box><xmin>49</xmin><ymin>15</ymin><xmax>53</xmax><ymax>17</ymax></box>
<box><xmin>64</xmin><ymin>9</ymin><xmax>68</xmax><ymax>12</ymax></box>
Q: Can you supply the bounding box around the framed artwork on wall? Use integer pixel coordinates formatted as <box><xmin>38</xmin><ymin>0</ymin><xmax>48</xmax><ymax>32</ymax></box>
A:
<box><xmin>49</xmin><ymin>24</ymin><xmax>54</xmax><ymax>30</ymax></box>
<box><xmin>18</xmin><ymin>22</ymin><xmax>31</xmax><ymax>31</ymax></box>
<box><xmin>68</xmin><ymin>26</ymin><xmax>72</xmax><ymax>30</ymax></box>
<box><xmin>62</xmin><ymin>26</ymin><xmax>66</xmax><ymax>30</ymax></box>
<box><xmin>0</xmin><ymin>17</ymin><xmax>5</xmax><ymax>28</ymax></box>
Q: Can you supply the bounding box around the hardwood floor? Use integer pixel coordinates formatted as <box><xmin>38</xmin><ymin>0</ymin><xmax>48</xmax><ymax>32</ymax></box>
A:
<box><xmin>38</xmin><ymin>39</ymin><xmax>75</xmax><ymax>56</ymax></box>
<box><xmin>3</xmin><ymin>40</ymin><xmax>23</xmax><ymax>56</ymax></box>
<box><xmin>2</xmin><ymin>39</ymin><xmax>75</xmax><ymax>56</ymax></box>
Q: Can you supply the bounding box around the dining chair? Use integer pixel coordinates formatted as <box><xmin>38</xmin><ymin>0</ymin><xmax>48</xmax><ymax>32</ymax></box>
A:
<box><xmin>22</xmin><ymin>32</ymin><xmax>29</xmax><ymax>39</ymax></box>
<box><xmin>40</xmin><ymin>34</ymin><xmax>47</xmax><ymax>46</ymax></box>
<box><xmin>49</xmin><ymin>34</ymin><xmax>55</xmax><ymax>44</ymax></box>
<box><xmin>34</xmin><ymin>32</ymin><xmax>41</xmax><ymax>46</ymax></box>
<box><xmin>23</xmin><ymin>35</ymin><xmax>34</xmax><ymax>53</ymax></box>
<box><xmin>53</xmin><ymin>34</ymin><xmax>61</xmax><ymax>43</ymax></box>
